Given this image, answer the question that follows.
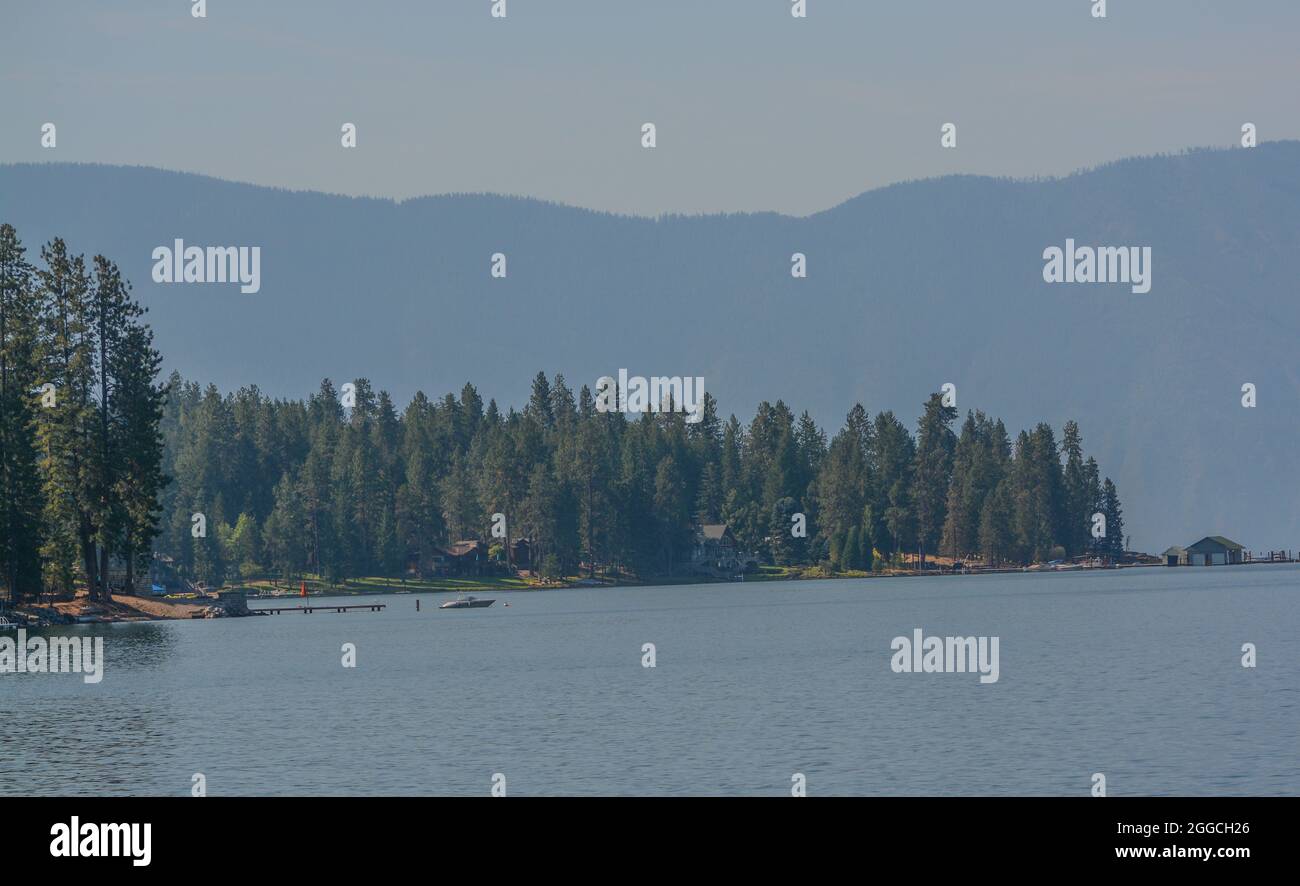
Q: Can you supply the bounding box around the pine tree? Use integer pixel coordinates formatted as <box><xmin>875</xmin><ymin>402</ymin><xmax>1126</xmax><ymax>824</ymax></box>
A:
<box><xmin>652</xmin><ymin>454</ymin><xmax>688</xmax><ymax>574</ymax></box>
<box><xmin>397</xmin><ymin>448</ymin><xmax>443</xmax><ymax>574</ymax></box>
<box><xmin>1010</xmin><ymin>424</ymin><xmax>1066</xmax><ymax>564</ymax></box>
<box><xmin>35</xmin><ymin>239</ymin><xmax>97</xmax><ymax>598</ymax></box>
<box><xmin>1083</xmin><ymin>456</ymin><xmax>1103</xmax><ymax>555</ymax></box>
<box><xmin>857</xmin><ymin>519</ymin><xmax>874</xmax><ymax>570</ymax></box>
<box><xmin>794</xmin><ymin>411</ymin><xmax>826</xmax><ymax>492</ymax></box>
<box><xmin>1061</xmin><ymin>420</ymin><xmax>1089</xmax><ymax>556</ymax></box>
<box><xmin>828</xmin><ymin>528</ymin><xmax>846</xmax><ymax>571</ymax></box>
<box><xmin>263</xmin><ymin>472</ymin><xmax>307</xmax><ymax>581</ymax></box>
<box><xmin>441</xmin><ymin>451</ymin><xmax>480</xmax><ymax>544</ymax></box>
<box><xmin>1102</xmin><ymin>478</ymin><xmax>1124</xmax><ymax>560</ymax></box>
<box><xmin>768</xmin><ymin>496</ymin><xmax>799</xmax><ymax>566</ymax></box>
<box><xmin>872</xmin><ymin>411</ymin><xmax>914</xmax><ymax>554</ymax></box>
<box><xmin>695</xmin><ymin>461</ymin><xmax>723</xmax><ymax>523</ymax></box>
<box><xmin>941</xmin><ymin>411</ymin><xmax>996</xmax><ymax>560</ymax></box>
<box><xmin>111</xmin><ymin>320</ymin><xmax>167</xmax><ymax>593</ymax></box>
<box><xmin>843</xmin><ymin>525</ymin><xmax>861</xmax><ymax>571</ymax></box>
<box><xmin>527</xmin><ymin>371</ymin><xmax>554</xmax><ymax>428</ymax></box>
<box><xmin>569</xmin><ymin>417</ymin><xmax>611</xmax><ymax>577</ymax></box>
<box><xmin>978</xmin><ymin>479</ymin><xmax>1014</xmax><ymax>566</ymax></box>
<box><xmin>520</xmin><ymin>462</ymin><xmax>558</xmax><ymax>573</ymax></box>
<box><xmin>0</xmin><ymin>225</ymin><xmax>45</xmax><ymax>604</ymax></box>
<box><xmin>814</xmin><ymin>412</ymin><xmax>869</xmax><ymax>541</ymax></box>
<box><xmin>912</xmin><ymin>393</ymin><xmax>957</xmax><ymax>567</ymax></box>
<box><xmin>885</xmin><ymin>478</ymin><xmax>916</xmax><ymax>561</ymax></box>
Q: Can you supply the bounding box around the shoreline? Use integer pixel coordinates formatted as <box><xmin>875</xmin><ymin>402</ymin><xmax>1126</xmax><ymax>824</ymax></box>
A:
<box><xmin>11</xmin><ymin>558</ymin><xmax>1297</xmax><ymax>627</ymax></box>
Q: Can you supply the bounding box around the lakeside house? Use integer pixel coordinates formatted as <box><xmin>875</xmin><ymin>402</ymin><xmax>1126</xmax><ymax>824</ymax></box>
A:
<box><xmin>407</xmin><ymin>540</ymin><xmax>489</xmax><ymax>577</ymax></box>
<box><xmin>441</xmin><ymin>540</ymin><xmax>489</xmax><ymax>575</ymax></box>
<box><xmin>690</xmin><ymin>524</ymin><xmax>759</xmax><ymax>576</ymax></box>
<box><xmin>405</xmin><ymin>537</ymin><xmax>530</xmax><ymax>578</ymax></box>
<box><xmin>1163</xmin><ymin>536</ymin><xmax>1244</xmax><ymax>566</ymax></box>
<box><xmin>92</xmin><ymin>554</ymin><xmax>175</xmax><ymax>596</ymax></box>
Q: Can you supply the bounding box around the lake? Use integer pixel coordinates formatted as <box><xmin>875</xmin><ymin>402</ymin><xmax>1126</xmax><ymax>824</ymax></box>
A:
<box><xmin>3</xmin><ymin>566</ymin><xmax>1297</xmax><ymax>796</ymax></box>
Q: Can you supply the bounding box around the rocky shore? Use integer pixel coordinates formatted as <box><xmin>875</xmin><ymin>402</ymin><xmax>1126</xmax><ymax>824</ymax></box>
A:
<box><xmin>9</xmin><ymin>590</ymin><xmax>254</xmax><ymax>627</ymax></box>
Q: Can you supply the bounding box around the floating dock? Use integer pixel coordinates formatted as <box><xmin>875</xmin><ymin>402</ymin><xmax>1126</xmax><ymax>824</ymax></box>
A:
<box><xmin>252</xmin><ymin>603</ymin><xmax>387</xmax><ymax>615</ymax></box>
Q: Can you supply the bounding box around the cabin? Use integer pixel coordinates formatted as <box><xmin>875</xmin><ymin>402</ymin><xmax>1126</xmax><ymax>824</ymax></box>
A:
<box><xmin>408</xmin><ymin>541</ymin><xmax>490</xmax><ymax>576</ymax></box>
<box><xmin>406</xmin><ymin>548</ymin><xmax>449</xmax><ymax>578</ymax></box>
<box><xmin>442</xmin><ymin>540</ymin><xmax>489</xmax><ymax>576</ymax></box>
<box><xmin>1164</xmin><ymin>537</ymin><xmax>1246</xmax><ymax>566</ymax></box>
<box><xmin>1164</xmin><ymin>536</ymin><xmax>1244</xmax><ymax>566</ymax></box>
<box><xmin>692</xmin><ymin>524</ymin><xmax>738</xmax><ymax>567</ymax></box>
<box><xmin>149</xmin><ymin>553</ymin><xmax>182</xmax><ymax>592</ymax></box>
<box><xmin>93</xmin><ymin>553</ymin><xmax>181</xmax><ymax>596</ymax></box>
<box><xmin>689</xmin><ymin>523</ymin><xmax>757</xmax><ymax>575</ymax></box>
<box><xmin>1183</xmin><ymin>536</ymin><xmax>1244</xmax><ymax>566</ymax></box>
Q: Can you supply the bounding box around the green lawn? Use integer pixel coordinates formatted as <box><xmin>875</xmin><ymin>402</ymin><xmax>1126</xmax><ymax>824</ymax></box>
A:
<box><xmin>234</xmin><ymin>573</ymin><xmax>535</xmax><ymax>596</ymax></box>
<box><xmin>347</xmin><ymin>575</ymin><xmax>531</xmax><ymax>593</ymax></box>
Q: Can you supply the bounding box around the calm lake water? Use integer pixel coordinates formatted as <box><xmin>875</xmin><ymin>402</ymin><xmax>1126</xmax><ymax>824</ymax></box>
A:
<box><xmin>3</xmin><ymin>566</ymin><xmax>1297</xmax><ymax>796</ymax></box>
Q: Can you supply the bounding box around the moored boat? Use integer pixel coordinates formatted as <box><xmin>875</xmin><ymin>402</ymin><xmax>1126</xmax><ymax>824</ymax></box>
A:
<box><xmin>439</xmin><ymin>595</ymin><xmax>495</xmax><ymax>610</ymax></box>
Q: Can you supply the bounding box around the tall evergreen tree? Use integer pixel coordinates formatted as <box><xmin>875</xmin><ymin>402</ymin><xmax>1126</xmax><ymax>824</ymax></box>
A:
<box><xmin>35</xmin><ymin>239</ymin><xmax>97</xmax><ymax>597</ymax></box>
<box><xmin>912</xmin><ymin>393</ymin><xmax>958</xmax><ymax>566</ymax></box>
<box><xmin>1102</xmin><ymin>478</ymin><xmax>1125</xmax><ymax>559</ymax></box>
<box><xmin>0</xmin><ymin>225</ymin><xmax>45</xmax><ymax>603</ymax></box>
<box><xmin>978</xmin><ymin>479</ymin><xmax>1015</xmax><ymax>565</ymax></box>
<box><xmin>1061</xmin><ymin>420</ymin><xmax>1090</xmax><ymax>556</ymax></box>
<box><xmin>111</xmin><ymin>320</ymin><xmax>167</xmax><ymax>592</ymax></box>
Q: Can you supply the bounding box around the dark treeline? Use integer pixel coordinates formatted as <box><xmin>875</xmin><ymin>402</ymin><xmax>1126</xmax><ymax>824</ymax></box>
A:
<box><xmin>0</xmin><ymin>225</ymin><xmax>166</xmax><ymax>604</ymax></box>
<box><xmin>156</xmin><ymin>371</ymin><xmax>1126</xmax><ymax>587</ymax></box>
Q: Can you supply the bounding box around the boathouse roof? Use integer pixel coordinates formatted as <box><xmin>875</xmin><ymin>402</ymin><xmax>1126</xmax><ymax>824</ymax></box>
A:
<box><xmin>1185</xmin><ymin>536</ymin><xmax>1243</xmax><ymax>552</ymax></box>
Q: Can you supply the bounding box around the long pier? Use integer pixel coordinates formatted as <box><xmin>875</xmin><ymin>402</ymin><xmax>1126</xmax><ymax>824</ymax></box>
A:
<box><xmin>252</xmin><ymin>603</ymin><xmax>387</xmax><ymax>615</ymax></box>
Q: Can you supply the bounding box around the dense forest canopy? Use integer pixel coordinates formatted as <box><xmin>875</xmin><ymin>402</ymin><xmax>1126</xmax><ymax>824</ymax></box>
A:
<box><xmin>153</xmin><ymin>370</ymin><xmax>1125</xmax><ymax>586</ymax></box>
<box><xmin>0</xmin><ymin>226</ymin><xmax>1126</xmax><ymax>602</ymax></box>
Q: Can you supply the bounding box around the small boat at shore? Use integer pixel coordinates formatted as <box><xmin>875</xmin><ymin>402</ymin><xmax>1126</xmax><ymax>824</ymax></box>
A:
<box><xmin>439</xmin><ymin>595</ymin><xmax>495</xmax><ymax>610</ymax></box>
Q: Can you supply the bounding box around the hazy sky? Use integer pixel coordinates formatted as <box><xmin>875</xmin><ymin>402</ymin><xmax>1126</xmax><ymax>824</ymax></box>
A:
<box><xmin>4</xmin><ymin>0</ymin><xmax>1299</xmax><ymax>216</ymax></box>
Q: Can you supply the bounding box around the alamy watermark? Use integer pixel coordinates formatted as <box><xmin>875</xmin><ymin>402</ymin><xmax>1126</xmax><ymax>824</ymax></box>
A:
<box><xmin>152</xmin><ymin>239</ymin><xmax>261</xmax><ymax>293</ymax></box>
<box><xmin>1042</xmin><ymin>239</ymin><xmax>1151</xmax><ymax>294</ymax></box>
<box><xmin>890</xmin><ymin>628</ymin><xmax>999</xmax><ymax>684</ymax></box>
<box><xmin>595</xmin><ymin>369</ymin><xmax>704</xmax><ymax>423</ymax></box>
<box><xmin>0</xmin><ymin>630</ymin><xmax>104</xmax><ymax>684</ymax></box>
<box><xmin>49</xmin><ymin>817</ymin><xmax>150</xmax><ymax>867</ymax></box>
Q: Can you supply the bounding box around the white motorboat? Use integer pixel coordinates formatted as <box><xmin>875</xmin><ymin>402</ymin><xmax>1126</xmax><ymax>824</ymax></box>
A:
<box><xmin>439</xmin><ymin>595</ymin><xmax>495</xmax><ymax>610</ymax></box>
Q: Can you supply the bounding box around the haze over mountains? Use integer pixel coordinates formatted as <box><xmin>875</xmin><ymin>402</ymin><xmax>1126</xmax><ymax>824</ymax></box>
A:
<box><xmin>2</xmin><ymin>143</ymin><xmax>1298</xmax><ymax>551</ymax></box>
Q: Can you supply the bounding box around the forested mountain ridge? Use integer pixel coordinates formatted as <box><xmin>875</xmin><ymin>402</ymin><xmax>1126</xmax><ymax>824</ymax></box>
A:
<box><xmin>2</xmin><ymin>143</ymin><xmax>1297</xmax><ymax>550</ymax></box>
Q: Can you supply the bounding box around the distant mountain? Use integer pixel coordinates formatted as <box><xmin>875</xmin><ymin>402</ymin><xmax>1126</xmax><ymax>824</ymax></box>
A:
<box><xmin>3</xmin><ymin>145</ymin><xmax>1299</xmax><ymax>551</ymax></box>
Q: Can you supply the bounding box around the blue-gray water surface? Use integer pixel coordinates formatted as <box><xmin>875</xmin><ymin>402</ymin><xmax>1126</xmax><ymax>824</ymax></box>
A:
<box><xmin>3</xmin><ymin>566</ymin><xmax>1297</xmax><ymax>796</ymax></box>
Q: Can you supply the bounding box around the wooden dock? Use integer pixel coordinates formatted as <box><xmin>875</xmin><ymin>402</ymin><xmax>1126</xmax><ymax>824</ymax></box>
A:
<box><xmin>252</xmin><ymin>603</ymin><xmax>387</xmax><ymax>615</ymax></box>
